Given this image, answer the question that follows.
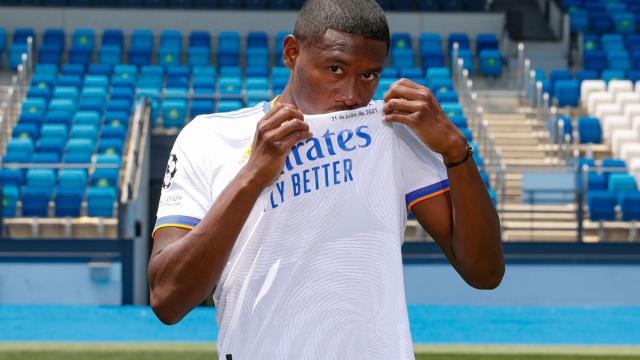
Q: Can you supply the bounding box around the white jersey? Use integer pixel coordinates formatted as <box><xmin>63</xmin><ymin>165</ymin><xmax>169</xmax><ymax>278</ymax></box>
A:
<box><xmin>154</xmin><ymin>100</ymin><xmax>449</xmax><ymax>359</ymax></box>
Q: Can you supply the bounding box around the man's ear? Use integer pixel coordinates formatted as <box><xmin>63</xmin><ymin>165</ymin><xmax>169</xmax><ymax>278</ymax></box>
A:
<box><xmin>282</xmin><ymin>35</ymin><xmax>300</xmax><ymax>70</ymax></box>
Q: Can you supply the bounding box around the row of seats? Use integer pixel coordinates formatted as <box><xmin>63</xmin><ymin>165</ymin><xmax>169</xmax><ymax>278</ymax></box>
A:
<box><xmin>567</xmin><ymin>0</ymin><xmax>640</xmax><ymax>34</ymax></box>
<box><xmin>0</xmin><ymin>0</ymin><xmax>488</xmax><ymax>11</ymax></box>
<box><xmin>2</xmin><ymin>168</ymin><xmax>117</xmax><ymax>217</ymax></box>
<box><xmin>580</xmin><ymin>157</ymin><xmax>640</xmax><ymax>221</ymax></box>
<box><xmin>582</xmin><ymin>33</ymin><xmax>640</xmax><ymax>74</ymax></box>
<box><xmin>0</xmin><ymin>28</ymin><xmax>504</xmax><ymax>76</ymax></box>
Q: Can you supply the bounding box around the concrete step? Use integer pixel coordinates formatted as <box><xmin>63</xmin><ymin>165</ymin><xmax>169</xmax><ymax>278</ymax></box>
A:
<box><xmin>503</xmin><ymin>230</ymin><xmax>578</xmax><ymax>242</ymax></box>
<box><xmin>501</xmin><ymin>212</ymin><xmax>577</xmax><ymax>221</ymax></box>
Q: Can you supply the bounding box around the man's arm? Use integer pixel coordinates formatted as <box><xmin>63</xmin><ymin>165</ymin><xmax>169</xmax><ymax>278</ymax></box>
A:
<box><xmin>148</xmin><ymin>104</ymin><xmax>312</xmax><ymax>324</ymax></box>
<box><xmin>384</xmin><ymin>78</ymin><xmax>504</xmax><ymax>289</ymax></box>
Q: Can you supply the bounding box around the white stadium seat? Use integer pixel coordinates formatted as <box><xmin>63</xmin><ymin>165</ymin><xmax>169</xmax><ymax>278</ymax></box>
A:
<box><xmin>607</xmin><ymin>80</ymin><xmax>633</xmax><ymax>99</ymax></box>
<box><xmin>587</xmin><ymin>91</ymin><xmax>614</xmax><ymax>114</ymax></box>
<box><xmin>581</xmin><ymin>80</ymin><xmax>606</xmax><ymax>108</ymax></box>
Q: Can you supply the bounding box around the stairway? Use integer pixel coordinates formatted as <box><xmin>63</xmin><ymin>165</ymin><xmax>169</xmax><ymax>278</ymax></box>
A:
<box><xmin>476</xmin><ymin>90</ymin><xmax>581</xmax><ymax>242</ymax></box>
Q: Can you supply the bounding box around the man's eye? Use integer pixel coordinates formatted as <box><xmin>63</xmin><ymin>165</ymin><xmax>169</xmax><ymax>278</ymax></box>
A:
<box><xmin>329</xmin><ymin>66</ymin><xmax>344</xmax><ymax>74</ymax></box>
<box><xmin>362</xmin><ymin>73</ymin><xmax>378</xmax><ymax>80</ymax></box>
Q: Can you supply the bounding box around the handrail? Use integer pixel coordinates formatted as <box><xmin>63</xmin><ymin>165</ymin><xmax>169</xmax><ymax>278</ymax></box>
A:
<box><xmin>119</xmin><ymin>98</ymin><xmax>149</xmax><ymax>204</ymax></box>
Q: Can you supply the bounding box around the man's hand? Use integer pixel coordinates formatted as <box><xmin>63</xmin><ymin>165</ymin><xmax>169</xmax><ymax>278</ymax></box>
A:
<box><xmin>383</xmin><ymin>78</ymin><xmax>468</xmax><ymax>163</ymax></box>
<box><xmin>244</xmin><ymin>102</ymin><xmax>313</xmax><ymax>188</ymax></box>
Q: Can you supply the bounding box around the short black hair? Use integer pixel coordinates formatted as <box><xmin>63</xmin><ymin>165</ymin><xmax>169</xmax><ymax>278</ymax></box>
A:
<box><xmin>294</xmin><ymin>0</ymin><xmax>390</xmax><ymax>52</ymax></box>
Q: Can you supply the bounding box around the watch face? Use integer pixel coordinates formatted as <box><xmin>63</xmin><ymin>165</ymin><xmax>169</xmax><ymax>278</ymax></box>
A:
<box><xmin>163</xmin><ymin>153</ymin><xmax>178</xmax><ymax>190</ymax></box>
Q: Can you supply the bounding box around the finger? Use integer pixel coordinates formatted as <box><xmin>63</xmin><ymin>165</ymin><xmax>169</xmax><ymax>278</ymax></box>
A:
<box><xmin>384</xmin><ymin>112</ymin><xmax>415</xmax><ymax>127</ymax></box>
<box><xmin>260</xmin><ymin>103</ymin><xmax>305</xmax><ymax>132</ymax></box>
<box><xmin>280</xmin><ymin>130</ymin><xmax>313</xmax><ymax>151</ymax></box>
<box><xmin>383</xmin><ymin>98</ymin><xmax>424</xmax><ymax>115</ymax></box>
<box><xmin>266</xmin><ymin>118</ymin><xmax>310</xmax><ymax>142</ymax></box>
<box><xmin>384</xmin><ymin>81</ymin><xmax>433</xmax><ymax>103</ymax></box>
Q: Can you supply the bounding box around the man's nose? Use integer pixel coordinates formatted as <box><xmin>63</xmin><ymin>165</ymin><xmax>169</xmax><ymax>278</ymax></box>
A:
<box><xmin>336</xmin><ymin>81</ymin><xmax>362</xmax><ymax>109</ymax></box>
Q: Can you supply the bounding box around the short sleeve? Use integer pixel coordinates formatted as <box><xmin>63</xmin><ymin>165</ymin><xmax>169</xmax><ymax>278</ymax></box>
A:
<box><xmin>395</xmin><ymin>124</ymin><xmax>449</xmax><ymax>211</ymax></box>
<box><xmin>153</xmin><ymin>120</ymin><xmax>219</xmax><ymax>237</ymax></box>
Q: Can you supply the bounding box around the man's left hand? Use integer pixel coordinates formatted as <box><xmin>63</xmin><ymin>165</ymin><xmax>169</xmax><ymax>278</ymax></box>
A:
<box><xmin>383</xmin><ymin>78</ymin><xmax>468</xmax><ymax>164</ymax></box>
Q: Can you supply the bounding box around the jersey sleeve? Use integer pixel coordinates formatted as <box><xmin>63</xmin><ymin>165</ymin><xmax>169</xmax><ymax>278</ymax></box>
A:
<box><xmin>395</xmin><ymin>124</ymin><xmax>450</xmax><ymax>211</ymax></box>
<box><xmin>153</xmin><ymin>119</ymin><xmax>218</xmax><ymax>237</ymax></box>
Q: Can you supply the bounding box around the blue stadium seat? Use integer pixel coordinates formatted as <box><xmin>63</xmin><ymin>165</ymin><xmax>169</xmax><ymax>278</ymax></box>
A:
<box><xmin>620</xmin><ymin>192</ymin><xmax>640</xmax><ymax>221</ymax></box>
<box><xmin>246</xmin><ymin>89</ymin><xmax>270</xmax><ymax>107</ymax></box>
<box><xmin>104</xmin><ymin>111</ymin><xmax>130</xmax><ymax>128</ymax></box>
<box><xmin>64</xmin><ymin>138</ymin><xmax>94</xmax><ymax>163</ymax></box>
<box><xmin>158</xmin><ymin>30</ymin><xmax>182</xmax><ymax>67</ymax></box>
<box><xmin>246</xmin><ymin>77</ymin><xmax>270</xmax><ymax>90</ymax></box>
<box><xmin>428</xmin><ymin>78</ymin><xmax>453</xmax><ymax>93</ymax></box>
<box><xmin>92</xmin><ymin>154</ymin><xmax>120</xmax><ymax>188</ymax></box>
<box><xmin>479</xmin><ymin>49</ymin><xmax>502</xmax><ymax>76</ymax></box>
<box><xmin>162</xmin><ymin>99</ymin><xmax>187</xmax><ymax>128</ymax></box>
<box><xmin>4</xmin><ymin>138</ymin><xmax>34</xmax><ymax>163</ymax></box>
<box><xmin>575</xmin><ymin>69</ymin><xmax>598</xmax><ymax>84</ymax></box>
<box><xmin>56</xmin><ymin>74</ymin><xmax>83</xmax><ymax>89</ymax></box>
<box><xmin>190</xmin><ymin>99</ymin><xmax>215</xmax><ymax>117</ymax></box>
<box><xmin>549</xmin><ymin>69</ymin><xmax>572</xmax><ymax>93</ymax></box>
<box><xmin>419</xmin><ymin>32</ymin><xmax>444</xmax><ymax>69</ymax></box>
<box><xmin>219</xmin><ymin>65</ymin><xmax>242</xmax><ymax>78</ymax></box>
<box><xmin>73</xmin><ymin>111</ymin><xmax>101</xmax><ymax>127</ymax></box>
<box><xmin>27</xmin><ymin>86</ymin><xmax>51</xmax><ymax>101</ymax></box>
<box><xmin>589</xmin><ymin>12</ymin><xmax>614</xmax><ymax>33</ymax></box>
<box><xmin>99</xmin><ymin>46</ymin><xmax>122</xmax><ymax>65</ymax></box>
<box><xmin>271</xmin><ymin>66</ymin><xmax>290</xmax><ymax>94</ymax></box>
<box><xmin>36</xmin><ymin>136</ymin><xmax>66</xmax><ymax>158</ymax></box>
<box><xmin>392</xmin><ymin>33</ymin><xmax>412</xmax><ymax>50</ymax></box>
<box><xmin>476</xmin><ymin>33</ymin><xmax>498</xmax><ymax>56</ymax></box>
<box><xmin>399</xmin><ymin>67</ymin><xmax>423</xmax><ymax>82</ymax></box>
<box><xmin>22</xmin><ymin>169</ymin><xmax>56</xmax><ymax>217</ymax></box>
<box><xmin>2</xmin><ymin>185</ymin><xmax>19</xmax><ymax>217</ymax></box>
<box><xmin>19</xmin><ymin>98</ymin><xmax>47</xmax><ymax>125</ymax></box>
<box><xmin>217</xmin><ymin>99</ymin><xmax>243</xmax><ymax>112</ymax></box>
<box><xmin>9</xmin><ymin>43</ymin><xmax>28</xmax><ymax>71</ymax></box>
<box><xmin>40</xmin><ymin>123</ymin><xmax>68</xmax><ymax>139</ymax></box>
<box><xmin>554</xmin><ymin>80</ymin><xmax>580</xmax><ymax>107</ymax></box>
<box><xmin>613</xmin><ymin>12</ymin><xmax>636</xmax><ymax>34</ymax></box>
<box><xmin>247</xmin><ymin>47</ymin><xmax>269</xmax><ymax>71</ymax></box>
<box><xmin>218</xmin><ymin>77</ymin><xmax>243</xmax><ymax>96</ymax></box>
<box><xmin>128</xmin><ymin>29</ymin><xmax>154</xmax><ymax>67</ymax></box>
<box><xmin>601</xmin><ymin>158</ymin><xmax>627</xmax><ymax>183</ymax></box>
<box><xmin>448</xmin><ymin>32</ymin><xmax>470</xmax><ymax>54</ymax></box>
<box><xmin>455</xmin><ymin>48</ymin><xmax>473</xmax><ymax>73</ymax></box>
<box><xmin>61</xmin><ymin>63</ymin><xmax>85</xmax><ymax>76</ymax></box>
<box><xmin>87</xmin><ymin>186</ymin><xmax>117</xmax><ymax>217</ymax></box>
<box><xmin>189</xmin><ymin>31</ymin><xmax>211</xmax><ymax>49</ymax></box>
<box><xmin>55</xmin><ymin>169</ymin><xmax>87</xmax><ymax>217</ymax></box>
<box><xmin>13</xmin><ymin>123</ymin><xmax>39</xmax><ymax>141</ymax></box>
<box><xmin>607</xmin><ymin>50</ymin><xmax>631</xmax><ymax>71</ymax></box>
<box><xmin>437</xmin><ymin>90</ymin><xmax>459</xmax><ymax>103</ymax></box>
<box><xmin>577</xmin><ymin>116</ymin><xmax>602</xmax><ymax>144</ymax></box>
<box><xmin>101</xmin><ymin>124</ymin><xmax>127</xmax><ymax>140</ymax></box>
<box><xmin>587</xmin><ymin>191</ymin><xmax>617</xmax><ymax>221</ymax></box>
<box><xmin>98</xmin><ymin>138</ymin><xmax>125</xmax><ymax>155</ymax></box>
<box><xmin>13</xmin><ymin>28</ymin><xmax>36</xmax><ymax>45</ymax></box>
<box><xmin>570</xmin><ymin>10</ymin><xmax>589</xmax><ymax>33</ymax></box>
<box><xmin>608</xmin><ymin>173</ymin><xmax>638</xmax><ymax>201</ymax></box>
<box><xmin>441</xmin><ymin>103</ymin><xmax>463</xmax><ymax>117</ymax></box>
<box><xmin>601</xmin><ymin>69</ymin><xmax>625</xmax><ymax>82</ymax></box>
<box><xmin>69</xmin><ymin>28</ymin><xmax>95</xmax><ymax>65</ymax></box>
<box><xmin>391</xmin><ymin>48</ymin><xmax>415</xmax><ymax>68</ymax></box>
<box><xmin>102</xmin><ymin>29</ymin><xmax>124</xmax><ymax>49</ymax></box>
<box><xmin>584</xmin><ymin>50</ymin><xmax>607</xmax><ymax>72</ymax></box>
<box><xmin>217</xmin><ymin>31</ymin><xmax>240</xmax><ymax>67</ymax></box>
<box><xmin>188</xmin><ymin>47</ymin><xmax>210</xmax><ymax>67</ymax></box>
<box><xmin>247</xmin><ymin>32</ymin><xmax>268</xmax><ymax>49</ymax></box>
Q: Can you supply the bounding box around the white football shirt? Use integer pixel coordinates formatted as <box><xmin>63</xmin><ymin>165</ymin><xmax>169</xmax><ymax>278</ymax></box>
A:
<box><xmin>154</xmin><ymin>100</ymin><xmax>449</xmax><ymax>359</ymax></box>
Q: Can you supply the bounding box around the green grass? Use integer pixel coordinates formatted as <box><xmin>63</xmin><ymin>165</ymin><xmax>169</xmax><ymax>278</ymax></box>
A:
<box><xmin>0</xmin><ymin>343</ymin><xmax>639</xmax><ymax>359</ymax></box>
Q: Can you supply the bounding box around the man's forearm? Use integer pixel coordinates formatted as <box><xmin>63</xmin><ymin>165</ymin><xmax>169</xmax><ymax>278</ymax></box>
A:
<box><xmin>149</xmin><ymin>168</ymin><xmax>265</xmax><ymax>324</ymax></box>
<box><xmin>446</xmin><ymin>157</ymin><xmax>504</xmax><ymax>289</ymax></box>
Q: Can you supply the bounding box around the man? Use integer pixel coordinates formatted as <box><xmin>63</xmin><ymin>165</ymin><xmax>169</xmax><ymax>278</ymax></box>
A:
<box><xmin>149</xmin><ymin>0</ymin><xmax>504</xmax><ymax>358</ymax></box>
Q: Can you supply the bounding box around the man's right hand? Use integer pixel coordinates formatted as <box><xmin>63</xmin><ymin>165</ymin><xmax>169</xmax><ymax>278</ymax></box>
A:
<box><xmin>243</xmin><ymin>102</ymin><xmax>313</xmax><ymax>188</ymax></box>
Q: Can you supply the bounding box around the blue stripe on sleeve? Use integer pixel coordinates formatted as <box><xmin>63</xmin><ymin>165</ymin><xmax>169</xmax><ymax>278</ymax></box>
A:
<box><xmin>405</xmin><ymin>179</ymin><xmax>450</xmax><ymax>208</ymax></box>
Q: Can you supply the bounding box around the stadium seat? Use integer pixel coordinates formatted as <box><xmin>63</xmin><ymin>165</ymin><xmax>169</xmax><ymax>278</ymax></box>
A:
<box><xmin>578</xmin><ymin>116</ymin><xmax>602</xmax><ymax>144</ymax></box>
<box><xmin>391</xmin><ymin>48</ymin><xmax>415</xmax><ymax>68</ymax></box>
<box><xmin>217</xmin><ymin>31</ymin><xmax>240</xmax><ymax>67</ymax></box>
<box><xmin>2</xmin><ymin>185</ymin><xmax>19</xmax><ymax>217</ymax></box>
<box><xmin>162</xmin><ymin>99</ymin><xmax>187</xmax><ymax>128</ymax></box>
<box><xmin>12</xmin><ymin>123</ymin><xmax>39</xmax><ymax>141</ymax></box>
<box><xmin>87</xmin><ymin>186</ymin><xmax>117</xmax><ymax>217</ymax></box>
<box><xmin>4</xmin><ymin>138</ymin><xmax>34</xmax><ymax>163</ymax></box>
<box><xmin>478</xmin><ymin>49</ymin><xmax>502</xmax><ymax>76</ymax></box>
<box><xmin>587</xmin><ymin>191</ymin><xmax>617</xmax><ymax>221</ymax></box>
<box><xmin>448</xmin><ymin>32</ymin><xmax>470</xmax><ymax>53</ymax></box>
<box><xmin>92</xmin><ymin>154</ymin><xmax>121</xmax><ymax>188</ymax></box>
<box><xmin>190</xmin><ymin>99</ymin><xmax>215</xmax><ymax>117</ymax></box>
<box><xmin>554</xmin><ymin>80</ymin><xmax>580</xmax><ymax>107</ymax></box>
<box><xmin>102</xmin><ymin>29</ymin><xmax>124</xmax><ymax>49</ymax></box>
<box><xmin>69</xmin><ymin>29</ymin><xmax>95</xmax><ymax>65</ymax></box>
<box><xmin>36</xmin><ymin>136</ymin><xmax>66</xmax><ymax>158</ymax></box>
<box><xmin>217</xmin><ymin>99</ymin><xmax>243</xmax><ymax>112</ymax></box>
<box><xmin>64</xmin><ymin>138</ymin><xmax>94</xmax><ymax>163</ymax></box>
<box><xmin>55</xmin><ymin>169</ymin><xmax>87</xmax><ymax>217</ymax></box>
<box><xmin>128</xmin><ymin>29</ymin><xmax>154</xmax><ymax>67</ymax></box>
<box><xmin>584</xmin><ymin>50</ymin><xmax>607</xmax><ymax>72</ymax></box>
<box><xmin>620</xmin><ymin>192</ymin><xmax>640</xmax><ymax>221</ymax></box>
<box><xmin>98</xmin><ymin>138</ymin><xmax>125</xmax><ymax>155</ymax></box>
<box><xmin>22</xmin><ymin>169</ymin><xmax>56</xmax><ymax>217</ymax></box>
<box><xmin>475</xmin><ymin>33</ymin><xmax>498</xmax><ymax>56</ymax></box>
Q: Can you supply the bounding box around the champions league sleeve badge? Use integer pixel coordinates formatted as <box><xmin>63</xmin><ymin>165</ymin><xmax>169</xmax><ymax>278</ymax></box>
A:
<box><xmin>162</xmin><ymin>153</ymin><xmax>178</xmax><ymax>190</ymax></box>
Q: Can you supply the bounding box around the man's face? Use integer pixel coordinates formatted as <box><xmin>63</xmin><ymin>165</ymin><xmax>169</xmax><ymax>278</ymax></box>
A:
<box><xmin>283</xmin><ymin>29</ymin><xmax>388</xmax><ymax>115</ymax></box>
